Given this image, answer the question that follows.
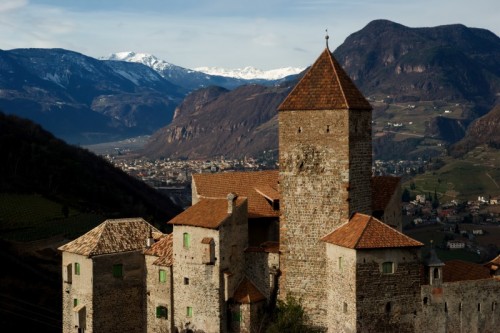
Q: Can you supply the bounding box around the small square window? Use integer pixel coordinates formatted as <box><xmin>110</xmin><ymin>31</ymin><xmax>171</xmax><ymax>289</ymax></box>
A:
<box><xmin>74</xmin><ymin>262</ymin><xmax>80</xmax><ymax>275</ymax></box>
<box><xmin>73</xmin><ymin>298</ymin><xmax>79</xmax><ymax>307</ymax></box>
<box><xmin>184</xmin><ymin>277</ymin><xmax>189</xmax><ymax>285</ymax></box>
<box><xmin>159</xmin><ymin>269</ymin><xmax>167</xmax><ymax>283</ymax></box>
<box><xmin>113</xmin><ymin>264</ymin><xmax>123</xmax><ymax>278</ymax></box>
<box><xmin>156</xmin><ymin>306</ymin><xmax>168</xmax><ymax>319</ymax></box>
<box><xmin>382</xmin><ymin>262</ymin><xmax>394</xmax><ymax>274</ymax></box>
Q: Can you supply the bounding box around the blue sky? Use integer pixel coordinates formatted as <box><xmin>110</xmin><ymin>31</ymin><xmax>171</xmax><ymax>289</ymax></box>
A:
<box><xmin>1</xmin><ymin>0</ymin><xmax>499</xmax><ymax>70</ymax></box>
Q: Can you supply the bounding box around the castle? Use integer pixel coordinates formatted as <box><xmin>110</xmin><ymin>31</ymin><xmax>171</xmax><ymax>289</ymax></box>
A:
<box><xmin>59</xmin><ymin>43</ymin><xmax>500</xmax><ymax>333</ymax></box>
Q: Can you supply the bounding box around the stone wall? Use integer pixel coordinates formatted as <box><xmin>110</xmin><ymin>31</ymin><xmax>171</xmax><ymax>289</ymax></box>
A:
<box><xmin>145</xmin><ymin>255</ymin><xmax>172</xmax><ymax>333</ymax></box>
<box><xmin>278</xmin><ymin>108</ymin><xmax>372</xmax><ymax>327</ymax></box>
<box><xmin>347</xmin><ymin>110</ymin><xmax>373</xmax><ymax>216</ymax></box>
<box><xmin>92</xmin><ymin>251</ymin><xmax>146</xmax><ymax>333</ymax></box>
<box><xmin>383</xmin><ymin>181</ymin><xmax>402</xmax><ymax>231</ymax></box>
<box><xmin>417</xmin><ymin>278</ymin><xmax>500</xmax><ymax>333</ymax></box>
<box><xmin>61</xmin><ymin>252</ymin><xmax>94</xmax><ymax>333</ymax></box>
<box><xmin>172</xmin><ymin>225</ymin><xmax>222</xmax><ymax>333</ymax></box>
<box><xmin>244</xmin><ymin>251</ymin><xmax>279</xmax><ymax>301</ymax></box>
<box><xmin>325</xmin><ymin>244</ymin><xmax>357</xmax><ymax>333</ymax></box>
<box><xmin>172</xmin><ymin>199</ymin><xmax>248</xmax><ymax>333</ymax></box>
<box><xmin>355</xmin><ymin>248</ymin><xmax>421</xmax><ymax>333</ymax></box>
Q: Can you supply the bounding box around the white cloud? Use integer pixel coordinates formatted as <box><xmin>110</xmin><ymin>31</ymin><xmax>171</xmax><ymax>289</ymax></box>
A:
<box><xmin>0</xmin><ymin>0</ymin><xmax>498</xmax><ymax>70</ymax></box>
<box><xmin>0</xmin><ymin>0</ymin><xmax>28</xmax><ymax>13</ymax></box>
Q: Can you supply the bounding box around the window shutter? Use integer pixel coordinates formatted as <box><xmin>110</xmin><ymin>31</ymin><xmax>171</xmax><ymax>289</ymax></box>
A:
<box><xmin>113</xmin><ymin>264</ymin><xmax>123</xmax><ymax>278</ymax></box>
<box><xmin>183</xmin><ymin>233</ymin><xmax>191</xmax><ymax>249</ymax></box>
<box><xmin>159</xmin><ymin>269</ymin><xmax>167</xmax><ymax>283</ymax></box>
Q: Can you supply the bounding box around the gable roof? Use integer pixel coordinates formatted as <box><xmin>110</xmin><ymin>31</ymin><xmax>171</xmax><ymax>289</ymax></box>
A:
<box><xmin>167</xmin><ymin>197</ymin><xmax>247</xmax><ymax>229</ymax></box>
<box><xmin>321</xmin><ymin>213</ymin><xmax>423</xmax><ymax>249</ymax></box>
<box><xmin>443</xmin><ymin>260</ymin><xmax>492</xmax><ymax>282</ymax></box>
<box><xmin>58</xmin><ymin>218</ymin><xmax>162</xmax><ymax>257</ymax></box>
<box><xmin>372</xmin><ymin>176</ymin><xmax>401</xmax><ymax>211</ymax></box>
<box><xmin>192</xmin><ymin>170</ymin><xmax>279</xmax><ymax>218</ymax></box>
<box><xmin>278</xmin><ymin>48</ymin><xmax>372</xmax><ymax>111</ymax></box>
<box><xmin>143</xmin><ymin>233</ymin><xmax>173</xmax><ymax>267</ymax></box>
<box><xmin>233</xmin><ymin>277</ymin><xmax>266</xmax><ymax>304</ymax></box>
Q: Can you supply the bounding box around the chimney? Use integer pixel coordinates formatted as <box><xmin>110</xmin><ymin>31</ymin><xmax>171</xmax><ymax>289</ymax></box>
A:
<box><xmin>227</xmin><ymin>192</ymin><xmax>237</xmax><ymax>214</ymax></box>
<box><xmin>145</xmin><ymin>227</ymin><xmax>155</xmax><ymax>248</ymax></box>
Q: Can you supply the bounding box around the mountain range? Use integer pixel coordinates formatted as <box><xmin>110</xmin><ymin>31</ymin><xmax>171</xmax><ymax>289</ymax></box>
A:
<box><xmin>139</xmin><ymin>19</ymin><xmax>500</xmax><ymax>160</ymax></box>
<box><xmin>0</xmin><ymin>19</ymin><xmax>499</xmax><ymax>158</ymax></box>
<box><xmin>0</xmin><ymin>49</ymin><xmax>298</xmax><ymax>145</ymax></box>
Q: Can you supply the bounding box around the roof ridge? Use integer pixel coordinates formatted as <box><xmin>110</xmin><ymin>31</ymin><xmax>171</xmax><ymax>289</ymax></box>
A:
<box><xmin>353</xmin><ymin>213</ymin><xmax>372</xmax><ymax>248</ymax></box>
<box><xmin>327</xmin><ymin>49</ymin><xmax>349</xmax><ymax>109</ymax></box>
<box><xmin>89</xmin><ymin>220</ymin><xmax>107</xmax><ymax>256</ymax></box>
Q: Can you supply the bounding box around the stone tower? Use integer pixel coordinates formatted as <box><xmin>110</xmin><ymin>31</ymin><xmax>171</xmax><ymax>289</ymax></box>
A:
<box><xmin>278</xmin><ymin>44</ymin><xmax>373</xmax><ymax>327</ymax></box>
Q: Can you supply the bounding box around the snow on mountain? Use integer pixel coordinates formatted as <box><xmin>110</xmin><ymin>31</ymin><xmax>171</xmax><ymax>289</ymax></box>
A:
<box><xmin>193</xmin><ymin>66</ymin><xmax>305</xmax><ymax>80</ymax></box>
<box><xmin>100</xmin><ymin>51</ymin><xmax>177</xmax><ymax>72</ymax></box>
<box><xmin>101</xmin><ymin>52</ymin><xmax>304</xmax><ymax>80</ymax></box>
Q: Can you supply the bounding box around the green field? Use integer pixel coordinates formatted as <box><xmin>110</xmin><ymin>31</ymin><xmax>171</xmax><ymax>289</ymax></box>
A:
<box><xmin>0</xmin><ymin>193</ymin><xmax>105</xmax><ymax>241</ymax></box>
<box><xmin>403</xmin><ymin>146</ymin><xmax>500</xmax><ymax>202</ymax></box>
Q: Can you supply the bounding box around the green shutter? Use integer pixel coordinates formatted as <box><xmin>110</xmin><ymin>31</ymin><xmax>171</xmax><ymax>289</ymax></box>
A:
<box><xmin>113</xmin><ymin>264</ymin><xmax>123</xmax><ymax>278</ymax></box>
<box><xmin>159</xmin><ymin>269</ymin><xmax>167</xmax><ymax>283</ymax></box>
<box><xmin>74</xmin><ymin>262</ymin><xmax>80</xmax><ymax>275</ymax></box>
<box><xmin>233</xmin><ymin>310</ymin><xmax>242</xmax><ymax>322</ymax></box>
<box><xmin>187</xmin><ymin>306</ymin><xmax>193</xmax><ymax>317</ymax></box>
<box><xmin>73</xmin><ymin>298</ymin><xmax>78</xmax><ymax>307</ymax></box>
<box><xmin>183</xmin><ymin>233</ymin><xmax>191</xmax><ymax>249</ymax></box>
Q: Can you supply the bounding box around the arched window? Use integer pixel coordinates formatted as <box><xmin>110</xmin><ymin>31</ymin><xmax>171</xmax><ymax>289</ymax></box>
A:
<box><xmin>433</xmin><ymin>267</ymin><xmax>439</xmax><ymax>279</ymax></box>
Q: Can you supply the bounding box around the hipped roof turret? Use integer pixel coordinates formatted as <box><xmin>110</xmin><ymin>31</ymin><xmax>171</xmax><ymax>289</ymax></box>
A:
<box><xmin>278</xmin><ymin>48</ymin><xmax>372</xmax><ymax>111</ymax></box>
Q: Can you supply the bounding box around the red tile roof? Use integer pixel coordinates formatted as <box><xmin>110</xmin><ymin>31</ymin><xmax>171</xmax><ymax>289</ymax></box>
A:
<box><xmin>443</xmin><ymin>260</ymin><xmax>492</xmax><ymax>282</ymax></box>
<box><xmin>143</xmin><ymin>233</ymin><xmax>173</xmax><ymax>267</ymax></box>
<box><xmin>321</xmin><ymin>213</ymin><xmax>423</xmax><ymax>249</ymax></box>
<box><xmin>372</xmin><ymin>176</ymin><xmax>401</xmax><ymax>211</ymax></box>
<box><xmin>233</xmin><ymin>277</ymin><xmax>266</xmax><ymax>304</ymax></box>
<box><xmin>192</xmin><ymin>170</ymin><xmax>279</xmax><ymax>218</ymax></box>
<box><xmin>167</xmin><ymin>197</ymin><xmax>246</xmax><ymax>229</ymax></box>
<box><xmin>278</xmin><ymin>48</ymin><xmax>372</xmax><ymax>111</ymax></box>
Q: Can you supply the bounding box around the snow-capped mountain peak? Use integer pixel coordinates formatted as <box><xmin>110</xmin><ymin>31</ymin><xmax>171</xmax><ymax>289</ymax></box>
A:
<box><xmin>193</xmin><ymin>66</ymin><xmax>304</xmax><ymax>80</ymax></box>
<box><xmin>100</xmin><ymin>52</ymin><xmax>175</xmax><ymax>72</ymax></box>
<box><xmin>101</xmin><ymin>51</ymin><xmax>304</xmax><ymax>80</ymax></box>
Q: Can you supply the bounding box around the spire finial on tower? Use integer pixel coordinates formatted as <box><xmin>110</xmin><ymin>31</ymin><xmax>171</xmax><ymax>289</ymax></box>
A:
<box><xmin>325</xmin><ymin>28</ymin><xmax>330</xmax><ymax>51</ymax></box>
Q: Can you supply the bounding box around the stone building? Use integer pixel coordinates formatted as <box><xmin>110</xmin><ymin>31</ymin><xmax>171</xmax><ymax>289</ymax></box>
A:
<box><xmin>59</xmin><ymin>44</ymin><xmax>500</xmax><ymax>333</ymax></box>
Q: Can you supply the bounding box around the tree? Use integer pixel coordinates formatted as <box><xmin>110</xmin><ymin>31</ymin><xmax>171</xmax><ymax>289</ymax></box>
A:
<box><xmin>266</xmin><ymin>295</ymin><xmax>325</xmax><ymax>333</ymax></box>
<box><xmin>432</xmin><ymin>189</ymin><xmax>440</xmax><ymax>209</ymax></box>
<box><xmin>402</xmin><ymin>188</ymin><xmax>411</xmax><ymax>202</ymax></box>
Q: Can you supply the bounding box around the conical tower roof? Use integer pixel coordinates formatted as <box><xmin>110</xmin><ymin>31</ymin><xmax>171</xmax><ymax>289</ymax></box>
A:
<box><xmin>278</xmin><ymin>48</ymin><xmax>371</xmax><ymax>111</ymax></box>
